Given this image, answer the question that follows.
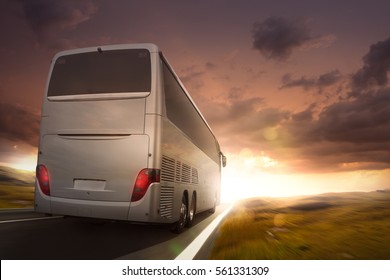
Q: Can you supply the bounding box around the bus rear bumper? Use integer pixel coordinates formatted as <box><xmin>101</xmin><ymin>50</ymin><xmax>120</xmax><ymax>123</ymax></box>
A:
<box><xmin>34</xmin><ymin>185</ymin><xmax>176</xmax><ymax>224</ymax></box>
<box><xmin>37</xmin><ymin>196</ymin><xmax>131</xmax><ymax>221</ymax></box>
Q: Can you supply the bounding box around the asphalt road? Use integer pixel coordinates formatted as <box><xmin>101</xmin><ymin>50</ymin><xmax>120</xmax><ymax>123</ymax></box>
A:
<box><xmin>0</xmin><ymin>205</ymin><xmax>227</xmax><ymax>260</ymax></box>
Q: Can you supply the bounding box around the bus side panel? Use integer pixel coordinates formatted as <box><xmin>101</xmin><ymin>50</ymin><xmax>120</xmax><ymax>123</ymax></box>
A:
<box><xmin>161</xmin><ymin>118</ymin><xmax>220</xmax><ymax>216</ymax></box>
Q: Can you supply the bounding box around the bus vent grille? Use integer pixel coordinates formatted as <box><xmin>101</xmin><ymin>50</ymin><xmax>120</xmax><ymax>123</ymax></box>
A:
<box><xmin>161</xmin><ymin>155</ymin><xmax>198</xmax><ymax>185</ymax></box>
<box><xmin>182</xmin><ymin>164</ymin><xmax>191</xmax><ymax>183</ymax></box>
<box><xmin>175</xmin><ymin>161</ymin><xmax>182</xmax><ymax>182</ymax></box>
<box><xmin>191</xmin><ymin>168</ymin><xmax>199</xmax><ymax>184</ymax></box>
<box><xmin>159</xmin><ymin>186</ymin><xmax>174</xmax><ymax>219</ymax></box>
<box><xmin>161</xmin><ymin>155</ymin><xmax>175</xmax><ymax>182</ymax></box>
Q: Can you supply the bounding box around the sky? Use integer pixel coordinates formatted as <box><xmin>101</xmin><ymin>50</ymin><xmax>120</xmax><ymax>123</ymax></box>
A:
<box><xmin>0</xmin><ymin>0</ymin><xmax>390</xmax><ymax>200</ymax></box>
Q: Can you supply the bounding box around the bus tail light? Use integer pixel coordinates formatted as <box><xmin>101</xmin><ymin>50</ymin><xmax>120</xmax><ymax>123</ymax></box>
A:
<box><xmin>131</xmin><ymin>169</ymin><xmax>160</xmax><ymax>202</ymax></box>
<box><xmin>36</xmin><ymin>164</ymin><xmax>50</xmax><ymax>196</ymax></box>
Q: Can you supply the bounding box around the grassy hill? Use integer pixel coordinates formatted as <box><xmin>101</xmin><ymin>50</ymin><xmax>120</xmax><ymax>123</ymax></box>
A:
<box><xmin>0</xmin><ymin>166</ymin><xmax>34</xmax><ymax>208</ymax></box>
<box><xmin>210</xmin><ymin>191</ymin><xmax>390</xmax><ymax>260</ymax></box>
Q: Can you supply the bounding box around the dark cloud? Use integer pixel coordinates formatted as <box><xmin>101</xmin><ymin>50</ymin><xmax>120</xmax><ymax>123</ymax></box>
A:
<box><xmin>0</xmin><ymin>102</ymin><xmax>40</xmax><ymax>147</ymax></box>
<box><xmin>291</xmin><ymin>103</ymin><xmax>315</xmax><ymax>122</ymax></box>
<box><xmin>318</xmin><ymin>70</ymin><xmax>343</xmax><ymax>88</ymax></box>
<box><xmin>281</xmin><ymin>70</ymin><xmax>342</xmax><ymax>91</ymax></box>
<box><xmin>251</xmin><ymin>16</ymin><xmax>313</xmax><ymax>61</ymax></box>
<box><xmin>256</xmin><ymin>38</ymin><xmax>390</xmax><ymax>171</ymax></box>
<box><xmin>314</xmin><ymin>88</ymin><xmax>390</xmax><ymax>143</ymax></box>
<box><xmin>210</xmin><ymin>83</ymin><xmax>390</xmax><ymax>172</ymax></box>
<box><xmin>282</xmin><ymin>88</ymin><xmax>390</xmax><ymax>171</ymax></box>
<box><xmin>281</xmin><ymin>74</ymin><xmax>316</xmax><ymax>90</ymax></box>
<box><xmin>352</xmin><ymin>37</ymin><xmax>390</xmax><ymax>90</ymax></box>
<box><xmin>18</xmin><ymin>0</ymin><xmax>97</xmax><ymax>43</ymax></box>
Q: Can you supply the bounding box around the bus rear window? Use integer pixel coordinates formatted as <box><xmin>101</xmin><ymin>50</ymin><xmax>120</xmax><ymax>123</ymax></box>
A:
<box><xmin>48</xmin><ymin>49</ymin><xmax>151</xmax><ymax>96</ymax></box>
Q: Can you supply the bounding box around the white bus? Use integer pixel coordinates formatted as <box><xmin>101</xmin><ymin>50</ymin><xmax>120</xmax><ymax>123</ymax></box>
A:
<box><xmin>35</xmin><ymin>44</ymin><xmax>226</xmax><ymax>233</ymax></box>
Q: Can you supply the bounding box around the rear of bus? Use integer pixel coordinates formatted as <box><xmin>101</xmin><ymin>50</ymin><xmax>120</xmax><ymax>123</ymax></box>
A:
<box><xmin>35</xmin><ymin>44</ymin><xmax>162</xmax><ymax>222</ymax></box>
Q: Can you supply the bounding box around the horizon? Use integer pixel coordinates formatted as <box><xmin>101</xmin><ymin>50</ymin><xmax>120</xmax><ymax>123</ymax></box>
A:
<box><xmin>1</xmin><ymin>163</ymin><xmax>388</xmax><ymax>204</ymax></box>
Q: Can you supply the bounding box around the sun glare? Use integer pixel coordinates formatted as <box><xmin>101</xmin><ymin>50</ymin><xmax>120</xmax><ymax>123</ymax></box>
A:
<box><xmin>8</xmin><ymin>154</ymin><xmax>37</xmax><ymax>172</ymax></box>
<box><xmin>220</xmin><ymin>150</ymin><xmax>287</xmax><ymax>202</ymax></box>
<box><xmin>220</xmin><ymin>151</ymin><xmax>389</xmax><ymax>203</ymax></box>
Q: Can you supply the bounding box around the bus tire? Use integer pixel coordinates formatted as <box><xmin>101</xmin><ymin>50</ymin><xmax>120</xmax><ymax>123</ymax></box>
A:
<box><xmin>172</xmin><ymin>194</ymin><xmax>188</xmax><ymax>233</ymax></box>
<box><xmin>186</xmin><ymin>193</ymin><xmax>196</xmax><ymax>228</ymax></box>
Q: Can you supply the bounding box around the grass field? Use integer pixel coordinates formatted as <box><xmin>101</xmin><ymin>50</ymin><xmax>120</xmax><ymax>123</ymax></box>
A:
<box><xmin>0</xmin><ymin>166</ymin><xmax>35</xmax><ymax>208</ymax></box>
<box><xmin>209</xmin><ymin>191</ymin><xmax>390</xmax><ymax>260</ymax></box>
<box><xmin>0</xmin><ymin>184</ymin><xmax>34</xmax><ymax>208</ymax></box>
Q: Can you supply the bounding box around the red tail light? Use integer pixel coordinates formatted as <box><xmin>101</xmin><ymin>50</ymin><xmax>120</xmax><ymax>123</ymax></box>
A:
<box><xmin>36</xmin><ymin>164</ymin><xmax>50</xmax><ymax>196</ymax></box>
<box><xmin>131</xmin><ymin>169</ymin><xmax>160</xmax><ymax>202</ymax></box>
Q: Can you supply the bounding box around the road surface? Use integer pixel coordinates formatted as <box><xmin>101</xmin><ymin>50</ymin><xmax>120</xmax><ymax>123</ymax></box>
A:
<box><xmin>0</xmin><ymin>205</ymin><xmax>228</xmax><ymax>260</ymax></box>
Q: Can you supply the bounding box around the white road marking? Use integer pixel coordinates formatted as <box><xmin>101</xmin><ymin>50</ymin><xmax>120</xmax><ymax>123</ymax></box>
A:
<box><xmin>0</xmin><ymin>208</ymin><xmax>34</xmax><ymax>213</ymax></box>
<box><xmin>175</xmin><ymin>204</ymin><xmax>233</xmax><ymax>260</ymax></box>
<box><xmin>0</xmin><ymin>216</ymin><xmax>63</xmax><ymax>224</ymax></box>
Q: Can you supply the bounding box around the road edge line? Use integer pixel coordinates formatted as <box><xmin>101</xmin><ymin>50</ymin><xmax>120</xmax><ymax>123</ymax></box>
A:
<box><xmin>175</xmin><ymin>204</ymin><xmax>233</xmax><ymax>260</ymax></box>
<box><xmin>0</xmin><ymin>216</ymin><xmax>63</xmax><ymax>224</ymax></box>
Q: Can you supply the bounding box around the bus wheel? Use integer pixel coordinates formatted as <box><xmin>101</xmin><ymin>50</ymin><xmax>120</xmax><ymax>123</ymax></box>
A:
<box><xmin>172</xmin><ymin>194</ymin><xmax>188</xmax><ymax>233</ymax></box>
<box><xmin>186</xmin><ymin>193</ymin><xmax>196</xmax><ymax>228</ymax></box>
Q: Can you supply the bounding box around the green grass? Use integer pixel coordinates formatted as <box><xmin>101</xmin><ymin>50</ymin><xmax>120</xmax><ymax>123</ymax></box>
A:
<box><xmin>0</xmin><ymin>184</ymin><xmax>35</xmax><ymax>208</ymax></box>
<box><xmin>210</xmin><ymin>192</ymin><xmax>390</xmax><ymax>259</ymax></box>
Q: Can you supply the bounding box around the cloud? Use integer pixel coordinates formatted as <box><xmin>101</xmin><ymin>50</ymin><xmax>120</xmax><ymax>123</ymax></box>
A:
<box><xmin>210</xmin><ymin>84</ymin><xmax>390</xmax><ymax>172</ymax></box>
<box><xmin>206</xmin><ymin>95</ymin><xmax>264</xmax><ymax>128</ymax></box>
<box><xmin>0</xmin><ymin>102</ymin><xmax>39</xmax><ymax>147</ymax></box>
<box><xmin>352</xmin><ymin>37</ymin><xmax>390</xmax><ymax>90</ymax></box>
<box><xmin>314</xmin><ymin>88</ymin><xmax>390</xmax><ymax>143</ymax></box>
<box><xmin>281</xmin><ymin>74</ymin><xmax>316</xmax><ymax>91</ymax></box>
<box><xmin>205</xmin><ymin>62</ymin><xmax>217</xmax><ymax>70</ymax></box>
<box><xmin>251</xmin><ymin>17</ymin><xmax>314</xmax><ymax>61</ymax></box>
<box><xmin>201</xmin><ymin>36</ymin><xmax>390</xmax><ymax>172</ymax></box>
<box><xmin>281</xmin><ymin>88</ymin><xmax>390</xmax><ymax>171</ymax></box>
<box><xmin>206</xmin><ymin>94</ymin><xmax>290</xmax><ymax>153</ymax></box>
<box><xmin>18</xmin><ymin>0</ymin><xmax>97</xmax><ymax>44</ymax></box>
<box><xmin>179</xmin><ymin>62</ymin><xmax>219</xmax><ymax>94</ymax></box>
<box><xmin>317</xmin><ymin>70</ymin><xmax>343</xmax><ymax>88</ymax></box>
<box><xmin>281</xmin><ymin>70</ymin><xmax>342</xmax><ymax>91</ymax></box>
<box><xmin>263</xmin><ymin>37</ymin><xmax>390</xmax><ymax>172</ymax></box>
<box><xmin>179</xmin><ymin>65</ymin><xmax>206</xmax><ymax>93</ymax></box>
<box><xmin>251</xmin><ymin>16</ymin><xmax>335</xmax><ymax>61</ymax></box>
